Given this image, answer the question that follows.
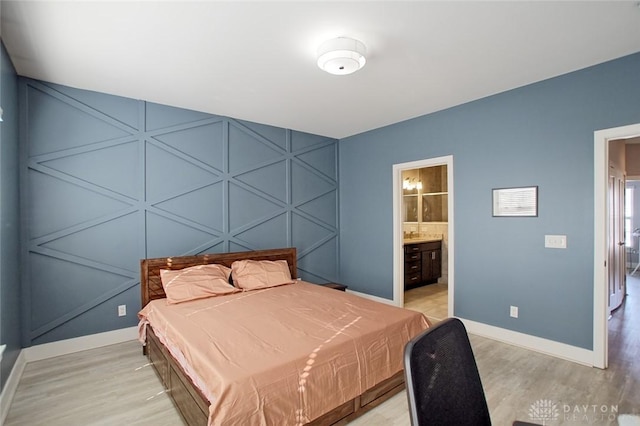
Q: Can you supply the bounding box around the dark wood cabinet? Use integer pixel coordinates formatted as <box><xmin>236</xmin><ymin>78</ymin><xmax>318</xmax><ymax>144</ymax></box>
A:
<box><xmin>421</xmin><ymin>246</ymin><xmax>441</xmax><ymax>282</ymax></box>
<box><xmin>404</xmin><ymin>241</ymin><xmax>441</xmax><ymax>289</ymax></box>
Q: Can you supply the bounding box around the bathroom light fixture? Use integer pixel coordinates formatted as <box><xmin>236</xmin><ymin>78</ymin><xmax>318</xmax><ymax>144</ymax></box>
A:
<box><xmin>403</xmin><ymin>178</ymin><xmax>422</xmax><ymax>191</ymax></box>
<box><xmin>317</xmin><ymin>37</ymin><xmax>366</xmax><ymax>75</ymax></box>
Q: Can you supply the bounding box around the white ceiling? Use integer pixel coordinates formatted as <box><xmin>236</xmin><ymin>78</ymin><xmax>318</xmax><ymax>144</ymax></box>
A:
<box><xmin>2</xmin><ymin>1</ymin><xmax>640</xmax><ymax>139</ymax></box>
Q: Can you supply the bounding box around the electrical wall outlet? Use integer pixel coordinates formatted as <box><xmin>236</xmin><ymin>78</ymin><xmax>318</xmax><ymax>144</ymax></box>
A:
<box><xmin>118</xmin><ymin>305</ymin><xmax>126</xmax><ymax>317</ymax></box>
<box><xmin>510</xmin><ymin>305</ymin><xmax>519</xmax><ymax>318</ymax></box>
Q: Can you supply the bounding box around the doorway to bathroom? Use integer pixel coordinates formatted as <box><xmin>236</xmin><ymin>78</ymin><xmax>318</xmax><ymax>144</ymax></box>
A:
<box><xmin>392</xmin><ymin>155</ymin><xmax>454</xmax><ymax>323</ymax></box>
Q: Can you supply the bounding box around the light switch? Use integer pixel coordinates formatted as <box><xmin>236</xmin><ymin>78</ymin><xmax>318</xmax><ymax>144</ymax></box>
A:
<box><xmin>545</xmin><ymin>235</ymin><xmax>567</xmax><ymax>249</ymax></box>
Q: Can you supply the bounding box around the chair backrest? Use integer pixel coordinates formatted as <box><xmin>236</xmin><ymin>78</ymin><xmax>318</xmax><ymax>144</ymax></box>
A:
<box><xmin>404</xmin><ymin>317</ymin><xmax>491</xmax><ymax>426</ymax></box>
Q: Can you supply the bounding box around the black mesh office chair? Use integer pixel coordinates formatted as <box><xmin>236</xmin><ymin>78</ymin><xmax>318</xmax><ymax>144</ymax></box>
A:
<box><xmin>404</xmin><ymin>317</ymin><xmax>492</xmax><ymax>426</ymax></box>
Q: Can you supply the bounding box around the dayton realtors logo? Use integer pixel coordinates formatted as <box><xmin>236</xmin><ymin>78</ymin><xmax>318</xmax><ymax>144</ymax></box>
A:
<box><xmin>528</xmin><ymin>400</ymin><xmax>619</xmax><ymax>424</ymax></box>
<box><xmin>563</xmin><ymin>404</ymin><xmax>619</xmax><ymax>423</ymax></box>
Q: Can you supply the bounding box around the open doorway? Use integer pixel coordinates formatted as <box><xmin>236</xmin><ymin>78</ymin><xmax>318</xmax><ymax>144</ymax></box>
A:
<box><xmin>401</xmin><ymin>165</ymin><xmax>448</xmax><ymax>322</ymax></box>
<box><xmin>392</xmin><ymin>156</ymin><xmax>454</xmax><ymax>323</ymax></box>
<box><xmin>608</xmin><ymin>140</ymin><xmax>626</xmax><ymax>315</ymax></box>
<box><xmin>594</xmin><ymin>123</ymin><xmax>640</xmax><ymax>369</ymax></box>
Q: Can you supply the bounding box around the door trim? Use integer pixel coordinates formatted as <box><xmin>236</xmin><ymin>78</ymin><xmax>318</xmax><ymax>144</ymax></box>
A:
<box><xmin>594</xmin><ymin>123</ymin><xmax>640</xmax><ymax>369</ymax></box>
<box><xmin>392</xmin><ymin>155</ymin><xmax>454</xmax><ymax>316</ymax></box>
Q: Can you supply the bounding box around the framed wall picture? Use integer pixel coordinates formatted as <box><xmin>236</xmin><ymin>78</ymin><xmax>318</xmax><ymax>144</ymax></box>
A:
<box><xmin>492</xmin><ymin>186</ymin><xmax>538</xmax><ymax>217</ymax></box>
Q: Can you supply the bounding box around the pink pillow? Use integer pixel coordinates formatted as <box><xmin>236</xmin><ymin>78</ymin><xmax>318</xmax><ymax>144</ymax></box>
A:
<box><xmin>160</xmin><ymin>264</ymin><xmax>238</xmax><ymax>304</ymax></box>
<box><xmin>231</xmin><ymin>259</ymin><xmax>295</xmax><ymax>290</ymax></box>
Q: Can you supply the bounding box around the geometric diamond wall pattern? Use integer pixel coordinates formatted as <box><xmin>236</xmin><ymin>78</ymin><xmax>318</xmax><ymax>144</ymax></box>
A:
<box><xmin>21</xmin><ymin>78</ymin><xmax>339</xmax><ymax>346</ymax></box>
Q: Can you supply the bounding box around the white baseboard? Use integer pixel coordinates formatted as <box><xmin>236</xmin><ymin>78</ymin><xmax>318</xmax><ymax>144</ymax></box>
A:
<box><xmin>346</xmin><ymin>289</ymin><xmax>396</xmax><ymax>306</ymax></box>
<box><xmin>347</xmin><ymin>292</ymin><xmax>593</xmax><ymax>366</ymax></box>
<box><xmin>0</xmin><ymin>349</ymin><xmax>26</xmax><ymax>425</ymax></box>
<box><xmin>460</xmin><ymin>317</ymin><xmax>594</xmax><ymax>367</ymax></box>
<box><xmin>24</xmin><ymin>326</ymin><xmax>139</xmax><ymax>362</ymax></box>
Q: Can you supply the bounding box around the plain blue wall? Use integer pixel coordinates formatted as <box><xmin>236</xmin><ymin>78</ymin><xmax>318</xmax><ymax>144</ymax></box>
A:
<box><xmin>339</xmin><ymin>52</ymin><xmax>640</xmax><ymax>350</ymax></box>
<box><xmin>20</xmin><ymin>79</ymin><xmax>339</xmax><ymax>346</ymax></box>
<box><xmin>0</xmin><ymin>41</ymin><xmax>20</xmax><ymax>390</ymax></box>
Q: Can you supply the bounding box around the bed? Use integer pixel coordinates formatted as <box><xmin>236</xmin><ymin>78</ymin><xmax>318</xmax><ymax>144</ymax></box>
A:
<box><xmin>139</xmin><ymin>247</ymin><xmax>429</xmax><ymax>425</ymax></box>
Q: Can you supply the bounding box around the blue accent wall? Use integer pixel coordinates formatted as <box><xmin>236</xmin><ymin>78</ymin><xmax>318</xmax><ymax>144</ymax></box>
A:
<box><xmin>20</xmin><ymin>79</ymin><xmax>338</xmax><ymax>346</ymax></box>
<box><xmin>339</xmin><ymin>52</ymin><xmax>640</xmax><ymax>350</ymax></box>
<box><xmin>0</xmin><ymin>41</ymin><xmax>20</xmax><ymax>390</ymax></box>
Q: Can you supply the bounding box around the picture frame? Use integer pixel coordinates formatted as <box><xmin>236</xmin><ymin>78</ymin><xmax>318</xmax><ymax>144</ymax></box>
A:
<box><xmin>492</xmin><ymin>186</ymin><xmax>538</xmax><ymax>217</ymax></box>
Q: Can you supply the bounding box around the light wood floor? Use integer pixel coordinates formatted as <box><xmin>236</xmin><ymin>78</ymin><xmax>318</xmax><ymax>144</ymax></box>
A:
<box><xmin>4</xmin><ymin>340</ymin><xmax>184</xmax><ymax>426</ymax></box>
<box><xmin>6</xmin><ymin>279</ymin><xmax>639</xmax><ymax>425</ymax></box>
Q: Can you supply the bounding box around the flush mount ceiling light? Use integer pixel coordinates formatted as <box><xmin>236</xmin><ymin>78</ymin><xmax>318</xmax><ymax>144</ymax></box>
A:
<box><xmin>317</xmin><ymin>37</ymin><xmax>366</xmax><ymax>75</ymax></box>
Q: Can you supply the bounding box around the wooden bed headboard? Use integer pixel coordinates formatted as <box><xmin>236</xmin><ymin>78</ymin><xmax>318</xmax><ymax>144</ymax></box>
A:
<box><xmin>140</xmin><ymin>247</ymin><xmax>297</xmax><ymax>308</ymax></box>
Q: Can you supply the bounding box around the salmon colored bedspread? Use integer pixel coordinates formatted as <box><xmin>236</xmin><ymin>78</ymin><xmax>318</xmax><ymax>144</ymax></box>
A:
<box><xmin>138</xmin><ymin>281</ymin><xmax>429</xmax><ymax>426</ymax></box>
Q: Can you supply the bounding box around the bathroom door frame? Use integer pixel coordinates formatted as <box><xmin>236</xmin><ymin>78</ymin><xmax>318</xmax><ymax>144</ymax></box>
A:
<box><xmin>392</xmin><ymin>155</ymin><xmax>454</xmax><ymax>313</ymax></box>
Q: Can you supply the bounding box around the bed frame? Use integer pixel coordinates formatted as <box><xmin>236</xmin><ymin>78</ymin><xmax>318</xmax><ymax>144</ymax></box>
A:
<box><xmin>140</xmin><ymin>247</ymin><xmax>405</xmax><ymax>426</ymax></box>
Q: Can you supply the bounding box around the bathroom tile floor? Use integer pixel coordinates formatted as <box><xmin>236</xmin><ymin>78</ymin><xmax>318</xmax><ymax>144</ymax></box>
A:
<box><xmin>403</xmin><ymin>281</ymin><xmax>448</xmax><ymax>323</ymax></box>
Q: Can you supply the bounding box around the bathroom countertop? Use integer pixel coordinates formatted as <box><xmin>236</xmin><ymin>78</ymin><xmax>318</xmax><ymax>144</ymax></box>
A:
<box><xmin>403</xmin><ymin>237</ymin><xmax>442</xmax><ymax>245</ymax></box>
